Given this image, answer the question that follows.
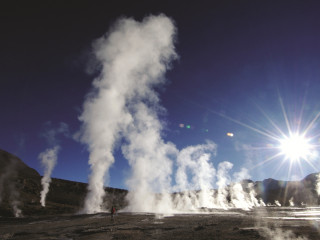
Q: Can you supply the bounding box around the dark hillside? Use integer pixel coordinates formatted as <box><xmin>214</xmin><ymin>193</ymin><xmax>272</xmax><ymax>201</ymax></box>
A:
<box><xmin>0</xmin><ymin>149</ymin><xmax>128</xmax><ymax>217</ymax></box>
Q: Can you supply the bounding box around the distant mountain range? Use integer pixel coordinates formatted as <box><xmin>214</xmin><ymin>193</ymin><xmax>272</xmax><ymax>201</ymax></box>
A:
<box><xmin>249</xmin><ymin>174</ymin><xmax>319</xmax><ymax>207</ymax></box>
<box><xmin>0</xmin><ymin>149</ymin><xmax>319</xmax><ymax>217</ymax></box>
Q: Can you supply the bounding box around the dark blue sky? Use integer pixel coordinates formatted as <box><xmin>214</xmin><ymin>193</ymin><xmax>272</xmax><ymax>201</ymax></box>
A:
<box><xmin>1</xmin><ymin>0</ymin><xmax>320</xmax><ymax>189</ymax></box>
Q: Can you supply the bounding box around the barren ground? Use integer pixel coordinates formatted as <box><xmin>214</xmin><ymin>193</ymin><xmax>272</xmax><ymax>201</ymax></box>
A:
<box><xmin>0</xmin><ymin>208</ymin><xmax>319</xmax><ymax>240</ymax></box>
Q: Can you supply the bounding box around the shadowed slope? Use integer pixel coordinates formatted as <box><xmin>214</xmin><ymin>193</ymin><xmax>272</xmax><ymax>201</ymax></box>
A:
<box><xmin>0</xmin><ymin>149</ymin><xmax>128</xmax><ymax>217</ymax></box>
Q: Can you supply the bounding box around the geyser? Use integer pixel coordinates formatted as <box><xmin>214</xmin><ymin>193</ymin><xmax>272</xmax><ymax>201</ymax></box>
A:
<box><xmin>39</xmin><ymin>122</ymin><xmax>68</xmax><ymax>207</ymax></box>
<box><xmin>39</xmin><ymin>146</ymin><xmax>59</xmax><ymax>207</ymax></box>
<box><xmin>79</xmin><ymin>14</ymin><xmax>177</xmax><ymax>214</ymax></box>
<box><xmin>79</xmin><ymin>14</ymin><xmax>264</xmax><ymax>214</ymax></box>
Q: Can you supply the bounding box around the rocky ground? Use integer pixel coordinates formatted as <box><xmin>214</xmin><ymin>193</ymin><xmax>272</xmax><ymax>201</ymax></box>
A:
<box><xmin>0</xmin><ymin>208</ymin><xmax>319</xmax><ymax>240</ymax></box>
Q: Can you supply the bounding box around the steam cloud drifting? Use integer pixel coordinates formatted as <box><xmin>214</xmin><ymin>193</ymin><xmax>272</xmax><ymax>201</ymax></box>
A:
<box><xmin>80</xmin><ymin>14</ymin><xmax>264</xmax><ymax>214</ymax></box>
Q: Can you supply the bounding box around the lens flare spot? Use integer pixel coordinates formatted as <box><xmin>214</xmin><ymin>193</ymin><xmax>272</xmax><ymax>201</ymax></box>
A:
<box><xmin>227</xmin><ymin>132</ymin><xmax>234</xmax><ymax>137</ymax></box>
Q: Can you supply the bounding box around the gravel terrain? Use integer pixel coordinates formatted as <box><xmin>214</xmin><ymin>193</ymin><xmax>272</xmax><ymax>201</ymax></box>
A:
<box><xmin>1</xmin><ymin>208</ymin><xmax>319</xmax><ymax>240</ymax></box>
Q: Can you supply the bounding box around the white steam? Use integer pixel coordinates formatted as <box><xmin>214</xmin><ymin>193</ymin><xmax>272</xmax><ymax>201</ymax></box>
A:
<box><xmin>316</xmin><ymin>173</ymin><xmax>320</xmax><ymax>196</ymax></box>
<box><xmin>122</xmin><ymin>104</ymin><xmax>178</xmax><ymax>213</ymax></box>
<box><xmin>11</xmin><ymin>200</ymin><xmax>22</xmax><ymax>217</ymax></box>
<box><xmin>124</xmin><ymin>138</ymin><xmax>262</xmax><ymax>212</ymax></box>
<box><xmin>171</xmin><ymin>156</ymin><xmax>265</xmax><ymax>212</ymax></box>
<box><xmin>39</xmin><ymin>122</ymin><xmax>68</xmax><ymax>207</ymax></box>
<box><xmin>275</xmin><ymin>200</ymin><xmax>281</xmax><ymax>207</ymax></box>
<box><xmin>260</xmin><ymin>227</ymin><xmax>308</xmax><ymax>240</ymax></box>
<box><xmin>79</xmin><ymin>14</ymin><xmax>265</xmax><ymax>214</ymax></box>
<box><xmin>172</xmin><ymin>141</ymin><xmax>216</xmax><ymax>211</ymax></box>
<box><xmin>175</xmin><ymin>141</ymin><xmax>216</xmax><ymax>193</ymax></box>
<box><xmin>39</xmin><ymin>146</ymin><xmax>60</xmax><ymax>207</ymax></box>
<box><xmin>79</xmin><ymin>14</ymin><xmax>177</xmax><ymax>214</ymax></box>
<box><xmin>289</xmin><ymin>197</ymin><xmax>295</xmax><ymax>207</ymax></box>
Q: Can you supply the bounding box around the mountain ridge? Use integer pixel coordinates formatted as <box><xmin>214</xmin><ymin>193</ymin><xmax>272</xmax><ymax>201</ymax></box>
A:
<box><xmin>0</xmin><ymin>149</ymin><xmax>319</xmax><ymax>217</ymax></box>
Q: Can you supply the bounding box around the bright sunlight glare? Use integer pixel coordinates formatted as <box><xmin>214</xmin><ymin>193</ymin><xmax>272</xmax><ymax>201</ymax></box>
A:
<box><xmin>279</xmin><ymin>134</ymin><xmax>312</xmax><ymax>161</ymax></box>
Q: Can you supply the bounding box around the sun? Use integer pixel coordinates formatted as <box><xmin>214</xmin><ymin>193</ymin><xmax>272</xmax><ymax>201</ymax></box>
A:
<box><xmin>210</xmin><ymin>94</ymin><xmax>320</xmax><ymax>175</ymax></box>
<box><xmin>279</xmin><ymin>133</ymin><xmax>312</xmax><ymax>162</ymax></box>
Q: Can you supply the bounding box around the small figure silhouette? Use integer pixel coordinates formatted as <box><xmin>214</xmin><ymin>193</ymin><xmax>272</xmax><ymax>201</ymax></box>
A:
<box><xmin>110</xmin><ymin>206</ymin><xmax>116</xmax><ymax>221</ymax></box>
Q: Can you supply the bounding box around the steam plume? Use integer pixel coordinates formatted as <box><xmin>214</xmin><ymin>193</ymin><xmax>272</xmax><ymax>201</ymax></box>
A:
<box><xmin>0</xmin><ymin>156</ymin><xmax>22</xmax><ymax>217</ymax></box>
<box><xmin>78</xmin><ymin>14</ymin><xmax>265</xmax><ymax>214</ymax></box>
<box><xmin>216</xmin><ymin>161</ymin><xmax>233</xmax><ymax>209</ymax></box>
<box><xmin>122</xmin><ymin>103</ymin><xmax>177</xmax><ymax>212</ymax></box>
<box><xmin>39</xmin><ymin>122</ymin><xmax>68</xmax><ymax>207</ymax></box>
<box><xmin>39</xmin><ymin>146</ymin><xmax>60</xmax><ymax>207</ymax></box>
<box><xmin>79</xmin><ymin>14</ymin><xmax>177</xmax><ymax>213</ymax></box>
<box><xmin>275</xmin><ymin>200</ymin><xmax>281</xmax><ymax>207</ymax></box>
<box><xmin>316</xmin><ymin>173</ymin><xmax>320</xmax><ymax>196</ymax></box>
<box><xmin>173</xmin><ymin>141</ymin><xmax>216</xmax><ymax>210</ymax></box>
<box><xmin>11</xmin><ymin>200</ymin><xmax>22</xmax><ymax>217</ymax></box>
<box><xmin>175</xmin><ymin>141</ymin><xmax>216</xmax><ymax>192</ymax></box>
<box><xmin>289</xmin><ymin>197</ymin><xmax>295</xmax><ymax>206</ymax></box>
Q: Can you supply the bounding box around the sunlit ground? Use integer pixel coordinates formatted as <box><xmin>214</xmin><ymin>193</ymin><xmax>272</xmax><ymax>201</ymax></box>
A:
<box><xmin>263</xmin><ymin>207</ymin><xmax>320</xmax><ymax>221</ymax></box>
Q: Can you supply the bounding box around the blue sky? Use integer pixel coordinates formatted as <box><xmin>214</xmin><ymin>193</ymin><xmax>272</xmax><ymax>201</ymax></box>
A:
<box><xmin>1</xmin><ymin>1</ymin><xmax>320</xmax><ymax>189</ymax></box>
